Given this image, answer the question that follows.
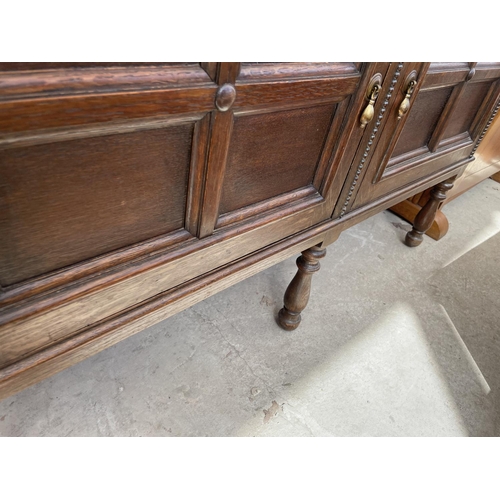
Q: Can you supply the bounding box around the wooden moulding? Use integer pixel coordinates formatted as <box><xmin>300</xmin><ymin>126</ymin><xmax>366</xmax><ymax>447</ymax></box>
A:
<box><xmin>237</xmin><ymin>62</ymin><xmax>360</xmax><ymax>83</ymax></box>
<box><xmin>0</xmin><ymin>160</ymin><xmax>467</xmax><ymax>401</ymax></box>
<box><xmin>352</xmin><ymin>140</ymin><xmax>473</xmax><ymax>209</ymax></box>
<box><xmin>422</xmin><ymin>62</ymin><xmax>500</xmax><ymax>90</ymax></box>
<box><xmin>0</xmin><ymin>65</ymin><xmax>218</xmax><ymax>135</ymax></box>
<box><xmin>422</xmin><ymin>62</ymin><xmax>470</xmax><ymax>89</ymax></box>
<box><xmin>0</xmin><ymin>229</ymin><xmax>331</xmax><ymax>401</ymax></box>
<box><xmin>0</xmin><ymin>112</ymin><xmax>207</xmax><ymax>150</ymax></box>
<box><xmin>0</xmin><ymin>229</ymin><xmax>194</xmax><ymax>307</ymax></box>
<box><xmin>234</xmin><ymin>79</ymin><xmax>359</xmax><ymax>110</ymax></box>
<box><xmin>234</xmin><ymin>66</ymin><xmax>361</xmax><ymax>110</ymax></box>
<box><xmin>0</xmin><ymin>88</ymin><xmax>218</xmax><ymax>134</ymax></box>
<box><xmin>377</xmin><ymin>133</ymin><xmax>472</xmax><ymax>184</ymax></box>
<box><xmin>0</xmin><ymin>64</ymin><xmax>214</xmax><ymax>100</ymax></box>
<box><xmin>216</xmin><ymin>186</ymin><xmax>321</xmax><ymax>229</ymax></box>
<box><xmin>0</xmin><ymin>195</ymin><xmax>334</xmax><ymax>365</ymax></box>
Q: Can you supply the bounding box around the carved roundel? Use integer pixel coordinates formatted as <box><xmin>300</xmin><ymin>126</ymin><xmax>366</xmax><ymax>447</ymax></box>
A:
<box><xmin>215</xmin><ymin>83</ymin><xmax>236</xmax><ymax>112</ymax></box>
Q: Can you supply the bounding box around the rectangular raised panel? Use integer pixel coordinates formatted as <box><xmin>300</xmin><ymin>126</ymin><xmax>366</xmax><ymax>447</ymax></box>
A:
<box><xmin>390</xmin><ymin>86</ymin><xmax>453</xmax><ymax>159</ymax></box>
<box><xmin>0</xmin><ymin>125</ymin><xmax>193</xmax><ymax>285</ymax></box>
<box><xmin>440</xmin><ymin>81</ymin><xmax>491</xmax><ymax>141</ymax></box>
<box><xmin>219</xmin><ymin>104</ymin><xmax>335</xmax><ymax>215</ymax></box>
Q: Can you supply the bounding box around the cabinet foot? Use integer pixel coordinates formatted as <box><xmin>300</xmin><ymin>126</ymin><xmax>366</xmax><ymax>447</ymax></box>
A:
<box><xmin>404</xmin><ymin>177</ymin><xmax>455</xmax><ymax>247</ymax></box>
<box><xmin>390</xmin><ymin>199</ymin><xmax>449</xmax><ymax>241</ymax></box>
<box><xmin>278</xmin><ymin>245</ymin><xmax>326</xmax><ymax>330</ymax></box>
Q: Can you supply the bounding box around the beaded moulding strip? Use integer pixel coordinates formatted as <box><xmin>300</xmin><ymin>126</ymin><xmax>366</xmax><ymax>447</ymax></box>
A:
<box><xmin>339</xmin><ymin>63</ymin><xmax>404</xmax><ymax>218</ymax></box>
<box><xmin>469</xmin><ymin>97</ymin><xmax>500</xmax><ymax>158</ymax></box>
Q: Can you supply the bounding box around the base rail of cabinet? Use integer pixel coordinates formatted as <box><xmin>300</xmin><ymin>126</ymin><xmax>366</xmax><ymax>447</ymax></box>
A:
<box><xmin>0</xmin><ymin>229</ymin><xmax>331</xmax><ymax>401</ymax></box>
<box><xmin>0</xmin><ymin>161</ymin><xmax>469</xmax><ymax>401</ymax></box>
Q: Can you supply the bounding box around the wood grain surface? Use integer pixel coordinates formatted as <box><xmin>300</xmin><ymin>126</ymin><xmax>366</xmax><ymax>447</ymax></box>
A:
<box><xmin>0</xmin><ymin>125</ymin><xmax>194</xmax><ymax>285</ymax></box>
<box><xmin>0</xmin><ymin>61</ymin><xmax>496</xmax><ymax>400</ymax></box>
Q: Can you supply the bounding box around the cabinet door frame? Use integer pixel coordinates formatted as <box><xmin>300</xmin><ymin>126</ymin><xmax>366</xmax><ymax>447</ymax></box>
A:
<box><xmin>332</xmin><ymin>62</ymin><xmax>412</xmax><ymax>218</ymax></box>
<box><xmin>336</xmin><ymin>62</ymin><xmax>500</xmax><ymax>213</ymax></box>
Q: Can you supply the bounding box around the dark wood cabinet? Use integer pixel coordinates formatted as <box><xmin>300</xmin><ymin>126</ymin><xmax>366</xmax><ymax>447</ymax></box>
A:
<box><xmin>0</xmin><ymin>62</ymin><xmax>499</xmax><ymax>400</ymax></box>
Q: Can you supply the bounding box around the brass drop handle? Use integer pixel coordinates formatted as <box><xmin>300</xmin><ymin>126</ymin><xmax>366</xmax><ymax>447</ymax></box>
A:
<box><xmin>398</xmin><ymin>79</ymin><xmax>417</xmax><ymax>119</ymax></box>
<box><xmin>359</xmin><ymin>83</ymin><xmax>381</xmax><ymax>128</ymax></box>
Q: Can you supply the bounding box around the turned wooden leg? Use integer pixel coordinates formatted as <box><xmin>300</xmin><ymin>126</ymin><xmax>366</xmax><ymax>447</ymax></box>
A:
<box><xmin>278</xmin><ymin>245</ymin><xmax>326</xmax><ymax>330</ymax></box>
<box><xmin>405</xmin><ymin>177</ymin><xmax>455</xmax><ymax>247</ymax></box>
<box><xmin>390</xmin><ymin>198</ymin><xmax>450</xmax><ymax>241</ymax></box>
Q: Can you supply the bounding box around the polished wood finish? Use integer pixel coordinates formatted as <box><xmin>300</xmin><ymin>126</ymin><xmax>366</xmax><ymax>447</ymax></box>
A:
<box><xmin>0</xmin><ymin>62</ymin><xmax>498</xmax><ymax>400</ymax></box>
<box><xmin>0</xmin><ymin>125</ymin><xmax>193</xmax><ymax>284</ymax></box>
<box><xmin>278</xmin><ymin>246</ymin><xmax>326</xmax><ymax>330</ymax></box>
<box><xmin>219</xmin><ymin>104</ymin><xmax>335</xmax><ymax>214</ymax></box>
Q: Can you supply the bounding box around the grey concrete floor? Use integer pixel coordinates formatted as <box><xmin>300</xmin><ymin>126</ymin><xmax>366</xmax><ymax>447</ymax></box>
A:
<box><xmin>1</xmin><ymin>179</ymin><xmax>499</xmax><ymax>437</ymax></box>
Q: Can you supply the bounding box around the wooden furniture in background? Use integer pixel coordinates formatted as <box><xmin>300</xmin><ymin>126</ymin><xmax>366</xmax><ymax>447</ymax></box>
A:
<box><xmin>1</xmin><ymin>62</ymin><xmax>499</xmax><ymax>400</ymax></box>
<box><xmin>390</xmin><ymin>98</ymin><xmax>500</xmax><ymax>239</ymax></box>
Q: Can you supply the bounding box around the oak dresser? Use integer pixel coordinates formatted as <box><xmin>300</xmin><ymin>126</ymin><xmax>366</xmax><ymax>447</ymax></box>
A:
<box><xmin>1</xmin><ymin>62</ymin><xmax>499</xmax><ymax>400</ymax></box>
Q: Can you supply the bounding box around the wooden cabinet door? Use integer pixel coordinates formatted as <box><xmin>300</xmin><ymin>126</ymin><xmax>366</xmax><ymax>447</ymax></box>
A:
<box><xmin>337</xmin><ymin>62</ymin><xmax>500</xmax><ymax>214</ymax></box>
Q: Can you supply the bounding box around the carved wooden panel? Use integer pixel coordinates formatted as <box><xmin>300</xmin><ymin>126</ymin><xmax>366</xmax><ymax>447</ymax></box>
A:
<box><xmin>391</xmin><ymin>86</ymin><xmax>453</xmax><ymax>158</ymax></box>
<box><xmin>207</xmin><ymin>63</ymin><xmax>376</xmax><ymax>234</ymax></box>
<box><xmin>345</xmin><ymin>62</ymin><xmax>500</xmax><ymax>211</ymax></box>
<box><xmin>193</xmin><ymin>62</ymin><xmax>365</xmax><ymax>237</ymax></box>
<box><xmin>387</xmin><ymin>63</ymin><xmax>500</xmax><ymax>172</ymax></box>
<box><xmin>0</xmin><ymin>125</ymin><xmax>194</xmax><ymax>285</ymax></box>
<box><xmin>440</xmin><ymin>81</ymin><xmax>491</xmax><ymax>141</ymax></box>
<box><xmin>0</xmin><ymin>63</ymin><xmax>218</xmax><ymax>294</ymax></box>
<box><xmin>219</xmin><ymin>104</ymin><xmax>336</xmax><ymax>215</ymax></box>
